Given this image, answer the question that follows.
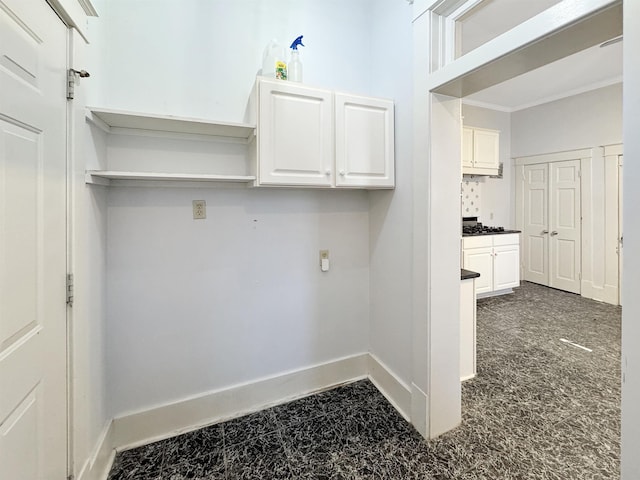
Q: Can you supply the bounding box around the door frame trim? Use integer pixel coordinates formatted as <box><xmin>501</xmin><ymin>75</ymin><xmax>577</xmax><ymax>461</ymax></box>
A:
<box><xmin>514</xmin><ymin>148</ymin><xmax>593</xmax><ymax>165</ymax></box>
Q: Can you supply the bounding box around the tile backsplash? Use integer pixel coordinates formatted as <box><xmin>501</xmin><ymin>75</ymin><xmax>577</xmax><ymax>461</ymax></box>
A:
<box><xmin>462</xmin><ymin>178</ymin><xmax>481</xmax><ymax>217</ymax></box>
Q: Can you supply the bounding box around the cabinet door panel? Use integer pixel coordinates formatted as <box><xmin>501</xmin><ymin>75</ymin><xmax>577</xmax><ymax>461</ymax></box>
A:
<box><xmin>473</xmin><ymin>129</ymin><xmax>499</xmax><ymax>170</ymax></box>
<box><xmin>494</xmin><ymin>245</ymin><xmax>520</xmax><ymax>290</ymax></box>
<box><xmin>463</xmin><ymin>247</ymin><xmax>493</xmax><ymax>294</ymax></box>
<box><xmin>335</xmin><ymin>94</ymin><xmax>394</xmax><ymax>188</ymax></box>
<box><xmin>258</xmin><ymin>80</ymin><xmax>333</xmax><ymax>186</ymax></box>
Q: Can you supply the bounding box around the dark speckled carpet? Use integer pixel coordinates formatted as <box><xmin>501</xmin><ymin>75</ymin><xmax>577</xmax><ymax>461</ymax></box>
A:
<box><xmin>108</xmin><ymin>281</ymin><xmax>621</xmax><ymax>479</ymax></box>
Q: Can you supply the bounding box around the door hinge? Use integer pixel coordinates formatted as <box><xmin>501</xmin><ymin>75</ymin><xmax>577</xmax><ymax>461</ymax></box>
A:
<box><xmin>66</xmin><ymin>273</ymin><xmax>74</xmax><ymax>307</ymax></box>
<box><xmin>67</xmin><ymin>69</ymin><xmax>90</xmax><ymax>100</ymax></box>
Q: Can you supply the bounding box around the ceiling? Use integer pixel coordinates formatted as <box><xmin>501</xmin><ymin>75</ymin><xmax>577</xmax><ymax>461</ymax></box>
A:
<box><xmin>463</xmin><ymin>40</ymin><xmax>623</xmax><ymax>112</ymax></box>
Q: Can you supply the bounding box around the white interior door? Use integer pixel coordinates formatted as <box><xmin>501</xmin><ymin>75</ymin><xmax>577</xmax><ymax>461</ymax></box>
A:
<box><xmin>522</xmin><ymin>164</ymin><xmax>549</xmax><ymax>285</ymax></box>
<box><xmin>549</xmin><ymin>160</ymin><xmax>581</xmax><ymax>294</ymax></box>
<box><xmin>0</xmin><ymin>1</ymin><xmax>68</xmax><ymax>478</ymax></box>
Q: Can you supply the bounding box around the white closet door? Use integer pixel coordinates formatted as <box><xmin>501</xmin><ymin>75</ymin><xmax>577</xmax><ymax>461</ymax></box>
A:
<box><xmin>549</xmin><ymin>160</ymin><xmax>581</xmax><ymax>293</ymax></box>
<box><xmin>0</xmin><ymin>1</ymin><xmax>68</xmax><ymax>479</ymax></box>
<box><xmin>522</xmin><ymin>164</ymin><xmax>549</xmax><ymax>286</ymax></box>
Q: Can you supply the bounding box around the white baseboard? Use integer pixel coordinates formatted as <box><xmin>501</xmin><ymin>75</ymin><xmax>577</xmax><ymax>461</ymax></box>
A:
<box><xmin>477</xmin><ymin>288</ymin><xmax>514</xmax><ymax>299</ymax></box>
<box><xmin>76</xmin><ymin>421</ymin><xmax>115</xmax><ymax>480</ymax></box>
<box><xmin>99</xmin><ymin>351</ymin><xmax>416</xmax><ymax>469</ymax></box>
<box><xmin>411</xmin><ymin>383</ymin><xmax>429</xmax><ymax>439</ymax></box>
<box><xmin>112</xmin><ymin>353</ymin><xmax>369</xmax><ymax>450</ymax></box>
<box><xmin>367</xmin><ymin>353</ymin><xmax>412</xmax><ymax>421</ymax></box>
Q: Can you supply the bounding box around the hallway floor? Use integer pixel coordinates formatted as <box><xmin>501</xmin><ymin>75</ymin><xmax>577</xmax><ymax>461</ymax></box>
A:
<box><xmin>108</xmin><ymin>282</ymin><xmax>621</xmax><ymax>479</ymax></box>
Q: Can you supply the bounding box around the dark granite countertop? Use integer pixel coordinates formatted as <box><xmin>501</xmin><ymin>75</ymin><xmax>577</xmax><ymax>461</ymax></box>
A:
<box><xmin>461</xmin><ymin>269</ymin><xmax>480</xmax><ymax>280</ymax></box>
<box><xmin>462</xmin><ymin>229</ymin><xmax>521</xmax><ymax>237</ymax></box>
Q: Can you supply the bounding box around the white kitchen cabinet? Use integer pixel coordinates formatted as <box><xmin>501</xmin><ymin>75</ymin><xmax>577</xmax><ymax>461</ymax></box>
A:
<box><xmin>254</xmin><ymin>77</ymin><xmax>395</xmax><ymax>189</ymax></box>
<box><xmin>462</xmin><ymin>245</ymin><xmax>494</xmax><ymax>295</ymax></box>
<box><xmin>256</xmin><ymin>79</ymin><xmax>334</xmax><ymax>186</ymax></box>
<box><xmin>462</xmin><ymin>233</ymin><xmax>520</xmax><ymax>296</ymax></box>
<box><xmin>335</xmin><ymin>93</ymin><xmax>394</xmax><ymax>188</ymax></box>
<box><xmin>462</xmin><ymin>126</ymin><xmax>499</xmax><ymax>176</ymax></box>
<box><xmin>493</xmin><ymin>244</ymin><xmax>520</xmax><ymax>291</ymax></box>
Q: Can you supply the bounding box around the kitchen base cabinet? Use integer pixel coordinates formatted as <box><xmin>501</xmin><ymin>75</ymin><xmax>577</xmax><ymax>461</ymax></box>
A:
<box><xmin>462</xmin><ymin>233</ymin><xmax>520</xmax><ymax>297</ymax></box>
<box><xmin>462</xmin><ymin>242</ymin><xmax>493</xmax><ymax>295</ymax></box>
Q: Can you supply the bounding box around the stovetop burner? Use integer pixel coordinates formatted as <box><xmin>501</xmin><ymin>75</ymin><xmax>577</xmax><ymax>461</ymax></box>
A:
<box><xmin>462</xmin><ymin>218</ymin><xmax>505</xmax><ymax>235</ymax></box>
<box><xmin>463</xmin><ymin>225</ymin><xmax>505</xmax><ymax>235</ymax></box>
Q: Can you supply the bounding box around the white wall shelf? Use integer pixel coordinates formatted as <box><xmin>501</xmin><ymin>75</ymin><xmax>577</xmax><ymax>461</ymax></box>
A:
<box><xmin>86</xmin><ymin>107</ymin><xmax>256</xmax><ymax>143</ymax></box>
<box><xmin>85</xmin><ymin>107</ymin><xmax>256</xmax><ymax>187</ymax></box>
<box><xmin>86</xmin><ymin>171</ymin><xmax>256</xmax><ymax>186</ymax></box>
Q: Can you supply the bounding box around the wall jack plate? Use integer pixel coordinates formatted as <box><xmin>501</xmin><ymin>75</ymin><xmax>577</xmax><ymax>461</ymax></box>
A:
<box><xmin>193</xmin><ymin>200</ymin><xmax>206</xmax><ymax>219</ymax></box>
<box><xmin>319</xmin><ymin>250</ymin><xmax>329</xmax><ymax>272</ymax></box>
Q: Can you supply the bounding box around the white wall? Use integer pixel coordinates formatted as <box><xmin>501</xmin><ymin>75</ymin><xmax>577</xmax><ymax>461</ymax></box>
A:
<box><xmin>462</xmin><ymin>104</ymin><xmax>513</xmax><ymax>227</ymax></box>
<box><xmin>107</xmin><ymin>187</ymin><xmax>370</xmax><ymax>415</ymax></box>
<box><xmin>88</xmin><ymin>0</ymin><xmax>402</xmax><ymax>418</ymax></box>
<box><xmin>90</xmin><ymin>0</ymin><xmax>374</xmax><ymax>123</ymax></box>
<box><xmin>511</xmin><ymin>83</ymin><xmax>622</xmax><ymax>157</ymax></box>
<box><xmin>368</xmin><ymin>0</ymin><xmax>414</xmax><ymax>394</ymax></box>
<box><xmin>621</xmin><ymin>1</ymin><xmax>640</xmax><ymax>477</ymax></box>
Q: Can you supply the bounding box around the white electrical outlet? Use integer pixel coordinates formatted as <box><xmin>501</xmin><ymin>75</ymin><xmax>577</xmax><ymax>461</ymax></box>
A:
<box><xmin>192</xmin><ymin>200</ymin><xmax>206</xmax><ymax>219</ymax></box>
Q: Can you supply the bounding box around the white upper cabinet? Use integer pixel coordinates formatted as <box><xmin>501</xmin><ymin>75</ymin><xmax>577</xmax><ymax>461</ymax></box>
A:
<box><xmin>335</xmin><ymin>93</ymin><xmax>395</xmax><ymax>188</ymax></box>
<box><xmin>462</xmin><ymin>126</ymin><xmax>499</xmax><ymax>176</ymax></box>
<box><xmin>254</xmin><ymin>77</ymin><xmax>395</xmax><ymax>189</ymax></box>
<box><xmin>257</xmin><ymin>79</ymin><xmax>334</xmax><ymax>186</ymax></box>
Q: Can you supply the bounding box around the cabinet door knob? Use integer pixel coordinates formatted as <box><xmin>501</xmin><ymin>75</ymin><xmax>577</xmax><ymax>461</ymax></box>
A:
<box><xmin>542</xmin><ymin>230</ymin><xmax>549</xmax><ymax>234</ymax></box>
<box><xmin>550</xmin><ymin>231</ymin><xmax>558</xmax><ymax>236</ymax></box>
<box><xmin>325</xmin><ymin>170</ymin><xmax>331</xmax><ymax>176</ymax></box>
<box><xmin>339</xmin><ymin>170</ymin><xmax>345</xmax><ymax>176</ymax></box>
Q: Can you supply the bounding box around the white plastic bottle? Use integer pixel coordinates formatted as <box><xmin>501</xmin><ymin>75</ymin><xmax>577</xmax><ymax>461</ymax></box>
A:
<box><xmin>262</xmin><ymin>40</ymin><xmax>287</xmax><ymax>79</ymax></box>
<box><xmin>288</xmin><ymin>35</ymin><xmax>304</xmax><ymax>82</ymax></box>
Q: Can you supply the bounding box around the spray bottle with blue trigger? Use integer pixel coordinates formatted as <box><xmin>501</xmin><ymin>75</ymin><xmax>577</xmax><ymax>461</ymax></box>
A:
<box><xmin>288</xmin><ymin>35</ymin><xmax>304</xmax><ymax>82</ymax></box>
